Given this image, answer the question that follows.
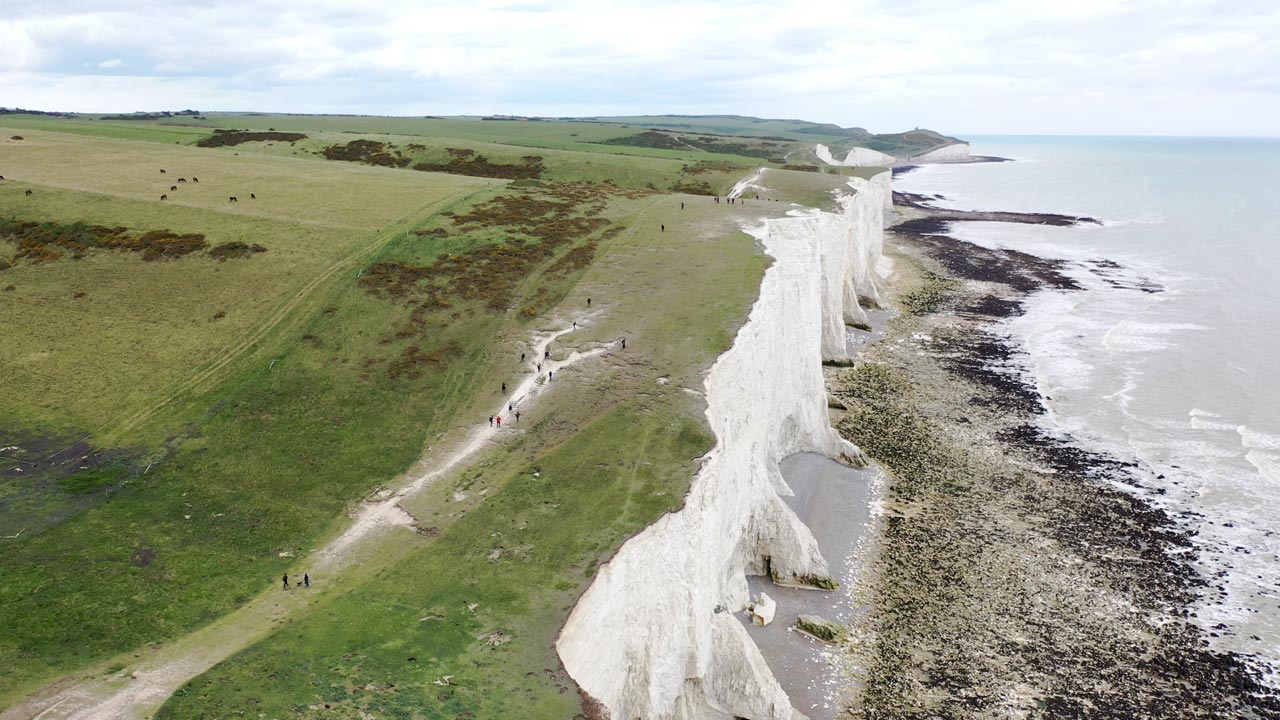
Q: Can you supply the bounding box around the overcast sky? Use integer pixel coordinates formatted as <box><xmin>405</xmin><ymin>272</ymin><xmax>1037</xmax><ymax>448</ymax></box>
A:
<box><xmin>1</xmin><ymin>0</ymin><xmax>1277</xmax><ymax>136</ymax></box>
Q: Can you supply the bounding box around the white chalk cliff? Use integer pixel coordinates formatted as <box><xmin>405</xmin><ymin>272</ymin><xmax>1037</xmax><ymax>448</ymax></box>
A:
<box><xmin>815</xmin><ymin>143</ymin><xmax>896</xmax><ymax>168</ymax></box>
<box><xmin>557</xmin><ymin>173</ymin><xmax>890</xmax><ymax>719</ymax></box>
<box><xmin>911</xmin><ymin>142</ymin><xmax>972</xmax><ymax>162</ymax></box>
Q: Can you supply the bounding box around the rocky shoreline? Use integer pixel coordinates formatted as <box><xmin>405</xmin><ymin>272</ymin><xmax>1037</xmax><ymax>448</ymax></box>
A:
<box><xmin>827</xmin><ymin>203</ymin><xmax>1280</xmax><ymax>717</ymax></box>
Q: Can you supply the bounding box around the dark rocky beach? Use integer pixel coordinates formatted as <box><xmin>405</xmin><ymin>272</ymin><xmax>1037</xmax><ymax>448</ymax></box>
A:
<box><xmin>825</xmin><ymin>199</ymin><xmax>1280</xmax><ymax>718</ymax></box>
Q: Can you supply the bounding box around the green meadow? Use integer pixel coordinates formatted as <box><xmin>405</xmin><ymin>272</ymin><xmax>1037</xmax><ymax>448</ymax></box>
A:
<box><xmin>0</xmin><ymin>113</ymin><xmax>888</xmax><ymax>715</ymax></box>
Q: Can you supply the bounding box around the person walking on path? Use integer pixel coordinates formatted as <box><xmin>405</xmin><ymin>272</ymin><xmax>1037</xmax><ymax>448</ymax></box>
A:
<box><xmin>587</xmin><ymin>298</ymin><xmax>592</xmax><ymax>306</ymax></box>
<box><xmin>549</xmin><ymin>371</ymin><xmax>554</xmax><ymax>380</ymax></box>
<box><xmin>515</xmin><ymin>411</ymin><xmax>521</xmax><ymax>422</ymax></box>
<box><xmin>304</xmin><ymin>574</ymin><xmax>310</xmax><ymax>588</ymax></box>
<box><xmin>680</xmin><ymin>202</ymin><xmax>685</xmax><ymax>210</ymax></box>
<box><xmin>282</xmin><ymin>574</ymin><xmax>288</xmax><ymax>590</ymax></box>
<box><xmin>621</xmin><ymin>337</ymin><xmax>626</xmax><ymax>349</ymax></box>
<box><xmin>496</xmin><ymin>416</ymin><xmax>502</xmax><ymax>427</ymax></box>
<box><xmin>489</xmin><ymin>415</ymin><xmax>494</xmax><ymax>426</ymax></box>
<box><xmin>660</xmin><ymin>224</ymin><xmax>665</xmax><ymax>232</ymax></box>
<box><xmin>521</xmin><ymin>352</ymin><xmax>526</xmax><ymax>362</ymax></box>
<box><xmin>545</xmin><ymin>350</ymin><xmax>551</xmax><ymax>360</ymax></box>
<box><xmin>502</xmin><ymin>382</ymin><xmax>507</xmax><ymax>392</ymax></box>
<box><xmin>508</xmin><ymin>402</ymin><xmax>513</xmax><ymax>411</ymax></box>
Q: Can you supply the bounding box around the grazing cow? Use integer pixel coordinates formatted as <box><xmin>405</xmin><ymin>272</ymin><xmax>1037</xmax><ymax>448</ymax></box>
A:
<box><xmin>0</xmin><ymin>175</ymin><xmax>5</xmax><ymax>180</ymax></box>
<box><xmin>178</xmin><ymin>178</ymin><xmax>187</xmax><ymax>183</ymax></box>
<box><xmin>250</xmin><ymin>193</ymin><xmax>256</xmax><ymax>199</ymax></box>
<box><xmin>25</xmin><ymin>189</ymin><xmax>33</xmax><ymax>196</ymax></box>
<box><xmin>160</xmin><ymin>169</ymin><xmax>166</xmax><ymax>174</ymax></box>
<box><xmin>229</xmin><ymin>196</ymin><xmax>238</xmax><ymax>202</ymax></box>
<box><xmin>192</xmin><ymin>177</ymin><xmax>199</xmax><ymax>183</ymax></box>
<box><xmin>161</xmin><ymin>194</ymin><xmax>168</xmax><ymax>200</ymax></box>
<box><xmin>171</xmin><ymin>185</ymin><xmax>177</xmax><ymax>191</ymax></box>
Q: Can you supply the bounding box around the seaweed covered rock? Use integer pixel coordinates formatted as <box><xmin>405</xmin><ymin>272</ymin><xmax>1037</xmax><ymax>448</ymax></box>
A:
<box><xmin>795</xmin><ymin>614</ymin><xmax>845</xmax><ymax>644</ymax></box>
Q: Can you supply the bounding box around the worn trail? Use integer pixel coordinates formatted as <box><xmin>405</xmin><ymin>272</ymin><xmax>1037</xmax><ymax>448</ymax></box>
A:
<box><xmin>3</xmin><ymin>321</ymin><xmax>616</xmax><ymax>720</ymax></box>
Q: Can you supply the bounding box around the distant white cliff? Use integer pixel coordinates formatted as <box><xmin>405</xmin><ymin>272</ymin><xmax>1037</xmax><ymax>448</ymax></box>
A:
<box><xmin>556</xmin><ymin>173</ymin><xmax>890</xmax><ymax>720</ymax></box>
<box><xmin>814</xmin><ymin>143</ymin><xmax>896</xmax><ymax>167</ymax></box>
<box><xmin>910</xmin><ymin>142</ymin><xmax>971</xmax><ymax>162</ymax></box>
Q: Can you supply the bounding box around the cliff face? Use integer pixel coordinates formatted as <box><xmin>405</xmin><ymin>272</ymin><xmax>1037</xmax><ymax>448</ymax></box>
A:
<box><xmin>815</xmin><ymin>143</ymin><xmax>896</xmax><ymax>168</ymax></box>
<box><xmin>911</xmin><ymin>142</ymin><xmax>972</xmax><ymax>162</ymax></box>
<box><xmin>556</xmin><ymin>174</ymin><xmax>889</xmax><ymax>720</ymax></box>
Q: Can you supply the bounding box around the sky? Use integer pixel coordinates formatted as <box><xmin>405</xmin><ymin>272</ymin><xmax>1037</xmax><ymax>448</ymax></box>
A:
<box><xmin>1</xmin><ymin>0</ymin><xmax>1278</xmax><ymax>136</ymax></box>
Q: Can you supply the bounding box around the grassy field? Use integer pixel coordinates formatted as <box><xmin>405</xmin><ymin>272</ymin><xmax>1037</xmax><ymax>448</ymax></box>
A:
<box><xmin>0</xmin><ymin>129</ymin><xmax>497</xmax><ymax>438</ymax></box>
<box><xmin>0</xmin><ymin>109</ymin><xmax>840</xmax><ymax>717</ymax></box>
<box><xmin>154</xmin><ymin>194</ymin><xmax>774</xmax><ymax>720</ymax></box>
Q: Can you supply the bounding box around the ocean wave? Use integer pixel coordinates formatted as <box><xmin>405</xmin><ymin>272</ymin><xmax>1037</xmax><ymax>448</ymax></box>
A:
<box><xmin>1245</xmin><ymin>450</ymin><xmax>1280</xmax><ymax>485</ymax></box>
<box><xmin>1101</xmin><ymin>214</ymin><xmax>1166</xmax><ymax>228</ymax></box>
<box><xmin>1101</xmin><ymin>320</ymin><xmax>1207</xmax><ymax>353</ymax></box>
<box><xmin>1240</xmin><ymin>426</ymin><xmax>1280</xmax><ymax>451</ymax></box>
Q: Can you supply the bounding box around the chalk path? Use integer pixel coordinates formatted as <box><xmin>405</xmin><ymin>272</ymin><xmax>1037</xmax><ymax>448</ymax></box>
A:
<box><xmin>4</xmin><ymin>319</ymin><xmax>616</xmax><ymax>720</ymax></box>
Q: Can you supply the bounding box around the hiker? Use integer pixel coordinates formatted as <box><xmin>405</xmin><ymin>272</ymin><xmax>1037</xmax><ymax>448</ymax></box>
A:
<box><xmin>496</xmin><ymin>416</ymin><xmax>502</xmax><ymax>427</ymax></box>
<box><xmin>660</xmin><ymin>224</ymin><xmax>665</xmax><ymax>232</ymax></box>
<box><xmin>715</xmin><ymin>196</ymin><xmax>719</xmax><ymax>204</ymax></box>
<box><xmin>545</xmin><ymin>350</ymin><xmax>550</xmax><ymax>360</ymax></box>
<box><xmin>489</xmin><ymin>415</ymin><xmax>494</xmax><ymax>426</ymax></box>
<box><xmin>537</xmin><ymin>362</ymin><xmax>542</xmax><ymax>371</ymax></box>
<box><xmin>304</xmin><ymin>574</ymin><xmax>310</xmax><ymax>588</ymax></box>
<box><xmin>549</xmin><ymin>371</ymin><xmax>554</xmax><ymax>380</ymax></box>
<box><xmin>515</xmin><ymin>411</ymin><xmax>521</xmax><ymax>422</ymax></box>
<box><xmin>521</xmin><ymin>352</ymin><xmax>526</xmax><ymax>361</ymax></box>
<box><xmin>508</xmin><ymin>402</ymin><xmax>513</xmax><ymax>411</ymax></box>
<box><xmin>282</xmin><ymin>574</ymin><xmax>288</xmax><ymax>590</ymax></box>
<box><xmin>621</xmin><ymin>338</ymin><xmax>626</xmax><ymax>349</ymax></box>
<box><xmin>587</xmin><ymin>298</ymin><xmax>592</xmax><ymax>306</ymax></box>
<box><xmin>573</xmin><ymin>321</ymin><xmax>577</xmax><ymax>329</ymax></box>
<box><xmin>680</xmin><ymin>202</ymin><xmax>685</xmax><ymax>210</ymax></box>
<box><xmin>502</xmin><ymin>382</ymin><xmax>507</xmax><ymax>392</ymax></box>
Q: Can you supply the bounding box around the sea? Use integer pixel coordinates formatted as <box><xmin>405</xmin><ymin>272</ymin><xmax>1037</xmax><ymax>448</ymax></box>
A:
<box><xmin>894</xmin><ymin>136</ymin><xmax>1280</xmax><ymax>679</ymax></box>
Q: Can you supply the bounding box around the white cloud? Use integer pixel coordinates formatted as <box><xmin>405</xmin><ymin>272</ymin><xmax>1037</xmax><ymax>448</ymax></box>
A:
<box><xmin>0</xmin><ymin>0</ymin><xmax>1276</xmax><ymax>135</ymax></box>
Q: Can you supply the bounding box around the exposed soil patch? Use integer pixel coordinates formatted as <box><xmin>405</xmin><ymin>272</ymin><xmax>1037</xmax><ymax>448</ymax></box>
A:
<box><xmin>0</xmin><ymin>428</ymin><xmax>144</xmax><ymax>537</ymax></box>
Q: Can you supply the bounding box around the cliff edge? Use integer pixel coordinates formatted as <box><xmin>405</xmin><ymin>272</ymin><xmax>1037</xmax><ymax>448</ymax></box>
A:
<box><xmin>557</xmin><ymin>173</ymin><xmax>889</xmax><ymax>719</ymax></box>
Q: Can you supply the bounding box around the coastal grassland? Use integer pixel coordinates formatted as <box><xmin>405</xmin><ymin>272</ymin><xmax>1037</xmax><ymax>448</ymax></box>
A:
<box><xmin>2</xmin><ymin>131</ymin><xmax>680</xmax><ymax>702</ymax></box>
<box><xmin>0</xmin><ymin>115</ymin><xmax>212</xmax><ymax>144</ymax></box>
<box><xmin>751</xmin><ymin>167</ymin><xmax>867</xmax><ymax>210</ymax></box>
<box><xmin>154</xmin><ymin>196</ymin><xmax>774</xmax><ymax>718</ymax></box>
<box><xmin>0</xmin><ymin>129</ymin><xmax>497</xmax><ymax>437</ymax></box>
<box><xmin>199</xmin><ymin>129</ymin><xmax>757</xmax><ymax>196</ymax></box>
<box><xmin>831</xmin><ymin>230</ymin><xmax>1280</xmax><ymax>717</ymax></box>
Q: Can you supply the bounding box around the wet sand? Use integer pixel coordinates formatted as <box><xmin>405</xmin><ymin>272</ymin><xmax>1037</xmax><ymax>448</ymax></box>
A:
<box><xmin>739</xmin><ymin>453</ymin><xmax>883</xmax><ymax>719</ymax></box>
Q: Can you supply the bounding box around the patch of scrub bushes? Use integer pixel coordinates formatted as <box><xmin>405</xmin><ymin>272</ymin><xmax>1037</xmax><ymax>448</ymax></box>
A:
<box><xmin>598</xmin><ymin>130</ymin><xmax>785</xmax><ymax>159</ymax></box>
<box><xmin>322</xmin><ymin>139</ymin><xmax>411</xmax><ymax>167</ymax></box>
<box><xmin>196</xmin><ymin>129</ymin><xmax>307</xmax><ymax>147</ymax></box>
<box><xmin>0</xmin><ymin>218</ymin><xmax>267</xmax><ymax>265</ymax></box>
<box><xmin>359</xmin><ymin>182</ymin><xmax>639</xmax><ymax>366</ymax></box>
<box><xmin>413</xmin><ymin>148</ymin><xmax>544</xmax><ymax>180</ymax></box>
